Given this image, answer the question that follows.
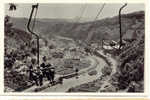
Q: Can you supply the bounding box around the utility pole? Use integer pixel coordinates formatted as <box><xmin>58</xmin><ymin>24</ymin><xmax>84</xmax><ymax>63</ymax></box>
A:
<box><xmin>27</xmin><ymin>4</ymin><xmax>40</xmax><ymax>66</ymax></box>
<box><xmin>119</xmin><ymin>3</ymin><xmax>127</xmax><ymax>50</ymax></box>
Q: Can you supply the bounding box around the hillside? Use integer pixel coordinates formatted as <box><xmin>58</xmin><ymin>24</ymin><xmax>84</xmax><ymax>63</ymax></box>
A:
<box><xmin>10</xmin><ymin>17</ymin><xmax>74</xmax><ymax>38</ymax></box>
<box><xmin>66</xmin><ymin>11</ymin><xmax>145</xmax><ymax>92</ymax></box>
<box><xmin>4</xmin><ymin>16</ymin><xmax>89</xmax><ymax>92</ymax></box>
<box><xmin>67</xmin><ymin>26</ymin><xmax>144</xmax><ymax>92</ymax></box>
<box><xmin>4</xmin><ymin>16</ymin><xmax>33</xmax><ymax>91</ymax></box>
<box><xmin>10</xmin><ymin>11</ymin><xmax>144</xmax><ymax>42</ymax></box>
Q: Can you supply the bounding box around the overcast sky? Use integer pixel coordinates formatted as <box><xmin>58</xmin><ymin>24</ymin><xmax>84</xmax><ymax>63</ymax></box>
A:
<box><xmin>5</xmin><ymin>3</ymin><xmax>144</xmax><ymax>20</ymax></box>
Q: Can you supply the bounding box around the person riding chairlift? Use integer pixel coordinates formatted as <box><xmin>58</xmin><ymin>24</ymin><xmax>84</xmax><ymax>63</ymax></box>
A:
<box><xmin>28</xmin><ymin>58</ymin><xmax>36</xmax><ymax>83</ymax></box>
<box><xmin>40</xmin><ymin>56</ymin><xmax>52</xmax><ymax>84</ymax></box>
<box><xmin>49</xmin><ymin>66</ymin><xmax>55</xmax><ymax>85</ymax></box>
<box><xmin>40</xmin><ymin>56</ymin><xmax>47</xmax><ymax>78</ymax></box>
<box><xmin>36</xmin><ymin>66</ymin><xmax>43</xmax><ymax>86</ymax></box>
<box><xmin>29</xmin><ymin>66</ymin><xmax>40</xmax><ymax>86</ymax></box>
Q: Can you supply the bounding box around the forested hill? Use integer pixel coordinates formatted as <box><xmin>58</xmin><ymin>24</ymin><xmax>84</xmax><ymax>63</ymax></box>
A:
<box><xmin>10</xmin><ymin>11</ymin><xmax>144</xmax><ymax>42</ymax></box>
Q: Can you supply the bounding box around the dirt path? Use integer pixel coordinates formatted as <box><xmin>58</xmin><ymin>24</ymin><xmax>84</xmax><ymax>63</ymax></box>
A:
<box><xmin>66</xmin><ymin>50</ymin><xmax>118</xmax><ymax>92</ymax></box>
<box><xmin>97</xmin><ymin>50</ymin><xmax>117</xmax><ymax>92</ymax></box>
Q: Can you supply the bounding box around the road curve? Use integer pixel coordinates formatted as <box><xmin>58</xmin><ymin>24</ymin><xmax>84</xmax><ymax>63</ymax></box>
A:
<box><xmin>23</xmin><ymin>55</ymin><xmax>106</xmax><ymax>92</ymax></box>
<box><xmin>42</xmin><ymin>56</ymin><xmax>106</xmax><ymax>92</ymax></box>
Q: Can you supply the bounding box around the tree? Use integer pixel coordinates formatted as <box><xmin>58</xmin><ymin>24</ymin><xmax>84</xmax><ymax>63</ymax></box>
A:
<box><xmin>5</xmin><ymin>15</ymin><xmax>13</xmax><ymax>35</ymax></box>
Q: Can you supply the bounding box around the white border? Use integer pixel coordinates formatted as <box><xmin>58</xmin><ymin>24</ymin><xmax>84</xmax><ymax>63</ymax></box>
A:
<box><xmin>0</xmin><ymin>0</ymin><xmax>149</xmax><ymax>98</ymax></box>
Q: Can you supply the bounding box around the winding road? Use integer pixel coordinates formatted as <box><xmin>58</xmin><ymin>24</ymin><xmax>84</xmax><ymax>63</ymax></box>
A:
<box><xmin>24</xmin><ymin>55</ymin><xmax>106</xmax><ymax>92</ymax></box>
<box><xmin>42</xmin><ymin>56</ymin><xmax>106</xmax><ymax>92</ymax></box>
<box><xmin>23</xmin><ymin>50</ymin><xmax>117</xmax><ymax>92</ymax></box>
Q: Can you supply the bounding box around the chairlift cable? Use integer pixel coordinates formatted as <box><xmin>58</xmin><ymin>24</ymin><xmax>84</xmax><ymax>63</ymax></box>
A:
<box><xmin>86</xmin><ymin>3</ymin><xmax>105</xmax><ymax>43</ymax></box>
<box><xmin>76</xmin><ymin>4</ymin><xmax>87</xmax><ymax>22</ymax></box>
<box><xmin>62</xmin><ymin>4</ymin><xmax>87</xmax><ymax>59</ymax></box>
<box><xmin>64</xmin><ymin>4</ymin><xmax>87</xmax><ymax>36</ymax></box>
<box><xmin>93</xmin><ymin>4</ymin><xmax>105</xmax><ymax>21</ymax></box>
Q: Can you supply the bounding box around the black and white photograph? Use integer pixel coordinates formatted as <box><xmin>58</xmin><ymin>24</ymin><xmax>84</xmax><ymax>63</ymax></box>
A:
<box><xmin>4</xmin><ymin>3</ymin><xmax>145</xmax><ymax>93</ymax></box>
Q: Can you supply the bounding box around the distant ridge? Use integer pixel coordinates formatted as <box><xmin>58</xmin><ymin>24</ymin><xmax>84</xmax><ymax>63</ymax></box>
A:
<box><xmin>10</xmin><ymin>11</ymin><xmax>144</xmax><ymax>42</ymax></box>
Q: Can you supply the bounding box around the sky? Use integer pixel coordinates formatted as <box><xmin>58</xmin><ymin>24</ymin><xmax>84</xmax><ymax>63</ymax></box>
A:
<box><xmin>5</xmin><ymin>3</ymin><xmax>144</xmax><ymax>20</ymax></box>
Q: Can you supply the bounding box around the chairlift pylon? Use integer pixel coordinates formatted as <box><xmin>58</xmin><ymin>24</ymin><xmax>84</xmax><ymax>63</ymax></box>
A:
<box><xmin>102</xmin><ymin>3</ymin><xmax>127</xmax><ymax>50</ymax></box>
<box><xmin>27</xmin><ymin>3</ymin><xmax>40</xmax><ymax>66</ymax></box>
<box><xmin>119</xmin><ymin>3</ymin><xmax>127</xmax><ymax>50</ymax></box>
